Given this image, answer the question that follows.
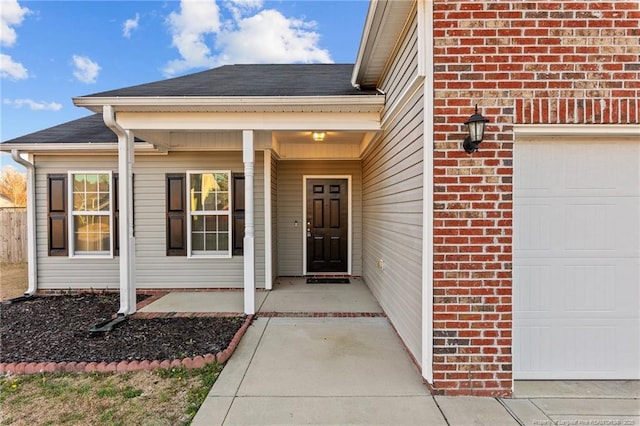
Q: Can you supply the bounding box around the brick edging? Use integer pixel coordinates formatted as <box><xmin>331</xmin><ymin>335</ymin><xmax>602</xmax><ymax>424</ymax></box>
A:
<box><xmin>0</xmin><ymin>315</ymin><xmax>254</xmax><ymax>376</ymax></box>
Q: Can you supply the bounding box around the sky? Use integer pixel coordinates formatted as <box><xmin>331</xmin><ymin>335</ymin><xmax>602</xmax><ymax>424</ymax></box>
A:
<box><xmin>0</xmin><ymin>0</ymin><xmax>370</xmax><ymax>170</ymax></box>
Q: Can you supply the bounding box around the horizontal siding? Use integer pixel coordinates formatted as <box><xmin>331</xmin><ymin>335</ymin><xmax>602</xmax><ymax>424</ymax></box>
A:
<box><xmin>277</xmin><ymin>160</ymin><xmax>362</xmax><ymax>276</ymax></box>
<box><xmin>381</xmin><ymin>9</ymin><xmax>418</xmax><ymax>116</ymax></box>
<box><xmin>34</xmin><ymin>155</ymin><xmax>120</xmax><ymax>289</ymax></box>
<box><xmin>33</xmin><ymin>151</ymin><xmax>266</xmax><ymax>290</ymax></box>
<box><xmin>363</xmin><ymin>6</ymin><xmax>423</xmax><ymax>364</ymax></box>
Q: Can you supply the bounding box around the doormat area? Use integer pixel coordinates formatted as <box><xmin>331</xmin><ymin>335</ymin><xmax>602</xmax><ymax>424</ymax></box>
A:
<box><xmin>306</xmin><ymin>278</ymin><xmax>350</xmax><ymax>284</ymax></box>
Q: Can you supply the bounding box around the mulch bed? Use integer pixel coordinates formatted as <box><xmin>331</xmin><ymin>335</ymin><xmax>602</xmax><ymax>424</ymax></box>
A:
<box><xmin>0</xmin><ymin>293</ymin><xmax>244</xmax><ymax>364</ymax></box>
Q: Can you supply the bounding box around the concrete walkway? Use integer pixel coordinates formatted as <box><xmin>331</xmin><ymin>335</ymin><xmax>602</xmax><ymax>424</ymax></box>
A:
<box><xmin>140</xmin><ymin>279</ymin><xmax>639</xmax><ymax>425</ymax></box>
<box><xmin>192</xmin><ymin>316</ymin><xmax>639</xmax><ymax>425</ymax></box>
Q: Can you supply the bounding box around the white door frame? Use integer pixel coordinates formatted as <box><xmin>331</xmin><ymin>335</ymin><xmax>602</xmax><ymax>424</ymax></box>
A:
<box><xmin>302</xmin><ymin>175</ymin><xmax>352</xmax><ymax>275</ymax></box>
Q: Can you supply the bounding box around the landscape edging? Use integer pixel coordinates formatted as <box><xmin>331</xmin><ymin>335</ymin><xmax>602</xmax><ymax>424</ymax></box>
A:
<box><xmin>0</xmin><ymin>314</ymin><xmax>254</xmax><ymax>376</ymax></box>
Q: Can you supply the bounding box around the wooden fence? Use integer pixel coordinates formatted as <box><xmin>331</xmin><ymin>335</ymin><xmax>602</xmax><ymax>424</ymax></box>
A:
<box><xmin>0</xmin><ymin>209</ymin><xmax>27</xmax><ymax>263</ymax></box>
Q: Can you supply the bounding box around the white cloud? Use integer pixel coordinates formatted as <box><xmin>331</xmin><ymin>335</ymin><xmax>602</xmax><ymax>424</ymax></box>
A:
<box><xmin>3</xmin><ymin>98</ymin><xmax>63</xmax><ymax>111</ymax></box>
<box><xmin>215</xmin><ymin>9</ymin><xmax>331</xmax><ymax>65</ymax></box>
<box><xmin>163</xmin><ymin>0</ymin><xmax>221</xmax><ymax>76</ymax></box>
<box><xmin>0</xmin><ymin>53</ymin><xmax>28</xmax><ymax>80</ymax></box>
<box><xmin>0</xmin><ymin>0</ymin><xmax>30</xmax><ymax>47</ymax></box>
<box><xmin>123</xmin><ymin>13</ymin><xmax>140</xmax><ymax>38</ymax></box>
<box><xmin>163</xmin><ymin>0</ymin><xmax>332</xmax><ymax>77</ymax></box>
<box><xmin>72</xmin><ymin>55</ymin><xmax>101</xmax><ymax>84</ymax></box>
<box><xmin>1</xmin><ymin>0</ymin><xmax>30</xmax><ymax>80</ymax></box>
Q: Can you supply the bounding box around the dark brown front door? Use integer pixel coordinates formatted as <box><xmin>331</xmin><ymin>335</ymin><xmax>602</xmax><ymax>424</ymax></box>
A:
<box><xmin>306</xmin><ymin>178</ymin><xmax>348</xmax><ymax>273</ymax></box>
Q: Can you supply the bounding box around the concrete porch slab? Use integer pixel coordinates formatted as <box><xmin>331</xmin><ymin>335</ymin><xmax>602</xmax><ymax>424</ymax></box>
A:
<box><xmin>258</xmin><ymin>277</ymin><xmax>383</xmax><ymax>313</ymax></box>
<box><xmin>139</xmin><ymin>291</ymin><xmax>267</xmax><ymax>313</ymax></box>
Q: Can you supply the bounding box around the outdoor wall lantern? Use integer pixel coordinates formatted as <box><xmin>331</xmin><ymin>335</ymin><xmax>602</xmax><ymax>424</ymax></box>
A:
<box><xmin>463</xmin><ymin>105</ymin><xmax>489</xmax><ymax>153</ymax></box>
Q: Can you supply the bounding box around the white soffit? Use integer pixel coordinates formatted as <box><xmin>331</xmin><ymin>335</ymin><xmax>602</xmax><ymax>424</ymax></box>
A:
<box><xmin>352</xmin><ymin>0</ymin><xmax>415</xmax><ymax>88</ymax></box>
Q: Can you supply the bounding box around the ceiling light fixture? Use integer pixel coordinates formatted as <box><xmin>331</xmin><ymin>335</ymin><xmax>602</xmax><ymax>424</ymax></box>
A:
<box><xmin>312</xmin><ymin>132</ymin><xmax>326</xmax><ymax>142</ymax></box>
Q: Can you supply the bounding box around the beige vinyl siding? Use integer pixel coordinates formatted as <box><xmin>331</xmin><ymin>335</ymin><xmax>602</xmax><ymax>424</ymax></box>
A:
<box><xmin>34</xmin><ymin>155</ymin><xmax>120</xmax><ymax>289</ymax></box>
<box><xmin>34</xmin><ymin>151</ymin><xmax>265</xmax><ymax>290</ymax></box>
<box><xmin>381</xmin><ymin>10</ymin><xmax>419</xmax><ymax>114</ymax></box>
<box><xmin>277</xmin><ymin>160</ymin><xmax>362</xmax><ymax>276</ymax></box>
<box><xmin>362</xmin><ymin>7</ymin><xmax>423</xmax><ymax>363</ymax></box>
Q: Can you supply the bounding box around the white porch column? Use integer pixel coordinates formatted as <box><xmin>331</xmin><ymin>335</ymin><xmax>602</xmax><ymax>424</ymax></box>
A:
<box><xmin>264</xmin><ymin>149</ymin><xmax>273</xmax><ymax>290</ymax></box>
<box><xmin>104</xmin><ymin>105</ymin><xmax>136</xmax><ymax>315</ymax></box>
<box><xmin>243</xmin><ymin>130</ymin><xmax>256</xmax><ymax>314</ymax></box>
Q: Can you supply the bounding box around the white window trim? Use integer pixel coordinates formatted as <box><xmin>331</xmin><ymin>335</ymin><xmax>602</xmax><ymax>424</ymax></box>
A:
<box><xmin>68</xmin><ymin>170</ymin><xmax>114</xmax><ymax>258</ymax></box>
<box><xmin>186</xmin><ymin>170</ymin><xmax>233</xmax><ymax>259</ymax></box>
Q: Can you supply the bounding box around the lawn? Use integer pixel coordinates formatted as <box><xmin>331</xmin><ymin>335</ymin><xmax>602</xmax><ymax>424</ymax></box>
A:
<box><xmin>0</xmin><ymin>263</ymin><xmax>226</xmax><ymax>425</ymax></box>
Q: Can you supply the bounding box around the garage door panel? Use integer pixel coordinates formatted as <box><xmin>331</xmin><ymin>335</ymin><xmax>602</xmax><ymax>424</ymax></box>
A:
<box><xmin>516</xmin><ymin>319</ymin><xmax>638</xmax><ymax>379</ymax></box>
<box><xmin>514</xmin><ymin>140</ymin><xmax>640</xmax><ymax>380</ymax></box>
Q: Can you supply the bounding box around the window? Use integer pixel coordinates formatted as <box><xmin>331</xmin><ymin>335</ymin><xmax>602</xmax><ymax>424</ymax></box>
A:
<box><xmin>69</xmin><ymin>172</ymin><xmax>112</xmax><ymax>256</ymax></box>
<box><xmin>188</xmin><ymin>171</ymin><xmax>231</xmax><ymax>258</ymax></box>
<box><xmin>166</xmin><ymin>172</ymin><xmax>244</xmax><ymax>257</ymax></box>
<box><xmin>48</xmin><ymin>173</ymin><xmax>127</xmax><ymax>257</ymax></box>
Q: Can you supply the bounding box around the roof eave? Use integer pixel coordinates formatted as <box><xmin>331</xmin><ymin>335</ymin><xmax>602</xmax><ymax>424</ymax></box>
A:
<box><xmin>351</xmin><ymin>0</ymin><xmax>415</xmax><ymax>89</ymax></box>
<box><xmin>73</xmin><ymin>95</ymin><xmax>385</xmax><ymax>114</ymax></box>
<box><xmin>0</xmin><ymin>142</ymin><xmax>159</xmax><ymax>154</ymax></box>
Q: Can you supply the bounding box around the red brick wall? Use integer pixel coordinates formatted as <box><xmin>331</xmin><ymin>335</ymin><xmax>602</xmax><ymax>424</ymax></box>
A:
<box><xmin>431</xmin><ymin>0</ymin><xmax>639</xmax><ymax>396</ymax></box>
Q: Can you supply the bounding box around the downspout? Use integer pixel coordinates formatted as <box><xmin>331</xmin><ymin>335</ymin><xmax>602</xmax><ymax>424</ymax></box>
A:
<box><xmin>11</xmin><ymin>150</ymin><xmax>37</xmax><ymax>295</ymax></box>
<box><xmin>103</xmin><ymin>105</ymin><xmax>136</xmax><ymax>316</ymax></box>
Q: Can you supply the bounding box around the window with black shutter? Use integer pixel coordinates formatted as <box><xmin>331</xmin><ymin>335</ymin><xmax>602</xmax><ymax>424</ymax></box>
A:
<box><xmin>166</xmin><ymin>173</ymin><xmax>187</xmax><ymax>256</ymax></box>
<box><xmin>47</xmin><ymin>174</ymin><xmax>68</xmax><ymax>256</ymax></box>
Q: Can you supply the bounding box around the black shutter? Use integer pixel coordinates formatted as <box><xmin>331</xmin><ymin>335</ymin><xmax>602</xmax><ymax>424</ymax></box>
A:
<box><xmin>113</xmin><ymin>174</ymin><xmax>119</xmax><ymax>256</ymax></box>
<box><xmin>47</xmin><ymin>174</ymin><xmax>68</xmax><ymax>256</ymax></box>
<box><xmin>166</xmin><ymin>173</ymin><xmax>187</xmax><ymax>256</ymax></box>
<box><xmin>233</xmin><ymin>174</ymin><xmax>245</xmax><ymax>255</ymax></box>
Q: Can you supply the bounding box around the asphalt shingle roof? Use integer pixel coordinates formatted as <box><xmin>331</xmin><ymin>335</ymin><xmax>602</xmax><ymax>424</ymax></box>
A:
<box><xmin>2</xmin><ymin>114</ymin><xmax>119</xmax><ymax>144</ymax></box>
<box><xmin>3</xmin><ymin>64</ymin><xmax>372</xmax><ymax>145</ymax></box>
<box><xmin>84</xmin><ymin>64</ymin><xmax>373</xmax><ymax>98</ymax></box>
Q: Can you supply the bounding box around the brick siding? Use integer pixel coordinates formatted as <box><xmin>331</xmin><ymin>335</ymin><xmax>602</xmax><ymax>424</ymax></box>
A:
<box><xmin>431</xmin><ymin>0</ymin><xmax>639</xmax><ymax>396</ymax></box>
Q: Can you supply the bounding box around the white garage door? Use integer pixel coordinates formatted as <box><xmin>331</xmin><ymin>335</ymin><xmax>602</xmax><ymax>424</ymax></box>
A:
<box><xmin>514</xmin><ymin>140</ymin><xmax>640</xmax><ymax>380</ymax></box>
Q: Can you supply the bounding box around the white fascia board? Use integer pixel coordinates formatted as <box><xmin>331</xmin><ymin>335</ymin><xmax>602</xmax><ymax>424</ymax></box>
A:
<box><xmin>514</xmin><ymin>124</ymin><xmax>640</xmax><ymax>139</ymax></box>
<box><xmin>73</xmin><ymin>95</ymin><xmax>384</xmax><ymax>113</ymax></box>
<box><xmin>352</xmin><ymin>0</ymin><xmax>382</xmax><ymax>87</ymax></box>
<box><xmin>0</xmin><ymin>142</ymin><xmax>160</xmax><ymax>153</ymax></box>
<box><xmin>115</xmin><ymin>111</ymin><xmax>381</xmax><ymax>131</ymax></box>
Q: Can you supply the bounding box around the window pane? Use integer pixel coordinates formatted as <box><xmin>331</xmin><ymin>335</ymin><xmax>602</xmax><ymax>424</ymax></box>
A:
<box><xmin>192</xmin><ymin>215</ymin><xmax>204</xmax><ymax>232</ymax></box>
<box><xmin>216</xmin><ymin>173</ymin><xmax>228</xmax><ymax>191</ymax></box>
<box><xmin>98</xmin><ymin>192</ymin><xmax>110</xmax><ymax>212</ymax></box>
<box><xmin>85</xmin><ymin>192</ymin><xmax>98</xmax><ymax>211</ymax></box>
<box><xmin>86</xmin><ymin>174</ymin><xmax>98</xmax><ymax>192</ymax></box>
<box><xmin>218</xmin><ymin>232</ymin><xmax>229</xmax><ymax>251</ymax></box>
<box><xmin>98</xmin><ymin>174</ymin><xmax>109</xmax><ymax>192</ymax></box>
<box><xmin>203</xmin><ymin>191</ymin><xmax>216</xmax><ymax>210</ymax></box>
<box><xmin>217</xmin><ymin>192</ymin><xmax>229</xmax><ymax>210</ymax></box>
<box><xmin>218</xmin><ymin>216</ymin><xmax>228</xmax><ymax>232</ymax></box>
<box><xmin>205</xmin><ymin>233</ymin><xmax>217</xmax><ymax>251</ymax></box>
<box><xmin>192</xmin><ymin>232</ymin><xmax>204</xmax><ymax>251</ymax></box>
<box><xmin>73</xmin><ymin>174</ymin><xmax>85</xmax><ymax>192</ymax></box>
<box><xmin>204</xmin><ymin>215</ymin><xmax>216</xmax><ymax>231</ymax></box>
<box><xmin>73</xmin><ymin>193</ymin><xmax>85</xmax><ymax>211</ymax></box>
<box><xmin>190</xmin><ymin>173</ymin><xmax>202</xmax><ymax>192</ymax></box>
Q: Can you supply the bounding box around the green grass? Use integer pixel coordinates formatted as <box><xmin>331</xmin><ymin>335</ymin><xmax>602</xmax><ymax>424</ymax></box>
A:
<box><xmin>0</xmin><ymin>362</ymin><xmax>224</xmax><ymax>425</ymax></box>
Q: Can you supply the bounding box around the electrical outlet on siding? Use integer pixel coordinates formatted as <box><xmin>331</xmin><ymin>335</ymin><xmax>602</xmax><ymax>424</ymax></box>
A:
<box><xmin>377</xmin><ymin>259</ymin><xmax>384</xmax><ymax>271</ymax></box>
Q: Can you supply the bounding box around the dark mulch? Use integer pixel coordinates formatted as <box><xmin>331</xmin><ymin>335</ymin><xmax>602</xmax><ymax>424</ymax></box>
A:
<box><xmin>0</xmin><ymin>294</ymin><xmax>244</xmax><ymax>364</ymax></box>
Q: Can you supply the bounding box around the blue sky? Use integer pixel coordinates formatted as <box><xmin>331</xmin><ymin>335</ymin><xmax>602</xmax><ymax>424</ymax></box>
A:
<box><xmin>1</xmin><ymin>0</ymin><xmax>369</xmax><ymax>169</ymax></box>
